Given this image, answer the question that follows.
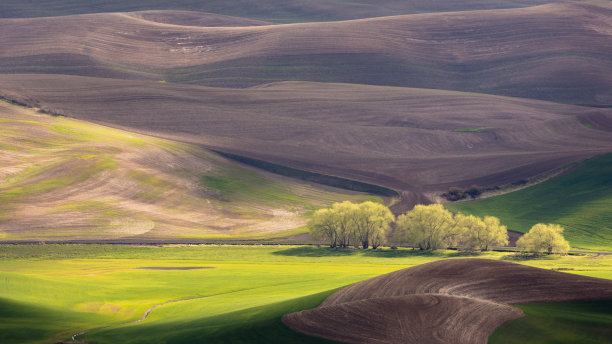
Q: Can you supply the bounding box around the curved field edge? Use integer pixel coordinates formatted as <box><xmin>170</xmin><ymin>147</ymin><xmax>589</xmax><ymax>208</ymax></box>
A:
<box><xmin>489</xmin><ymin>300</ymin><xmax>612</xmax><ymax>344</ymax></box>
<box><xmin>282</xmin><ymin>259</ymin><xmax>612</xmax><ymax>344</ymax></box>
<box><xmin>446</xmin><ymin>153</ymin><xmax>612</xmax><ymax>251</ymax></box>
<box><xmin>81</xmin><ymin>290</ymin><xmax>338</xmax><ymax>344</ymax></box>
<box><xmin>0</xmin><ymin>101</ymin><xmax>379</xmax><ymax>241</ymax></box>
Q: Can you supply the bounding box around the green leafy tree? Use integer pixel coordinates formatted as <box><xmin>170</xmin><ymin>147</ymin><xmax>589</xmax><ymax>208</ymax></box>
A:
<box><xmin>331</xmin><ymin>201</ymin><xmax>359</xmax><ymax>248</ymax></box>
<box><xmin>395</xmin><ymin>204</ymin><xmax>458</xmax><ymax>250</ymax></box>
<box><xmin>516</xmin><ymin>223</ymin><xmax>570</xmax><ymax>255</ymax></box>
<box><xmin>457</xmin><ymin>215</ymin><xmax>509</xmax><ymax>251</ymax></box>
<box><xmin>351</xmin><ymin>201</ymin><xmax>394</xmax><ymax>249</ymax></box>
<box><xmin>309</xmin><ymin>207</ymin><xmax>339</xmax><ymax>248</ymax></box>
<box><xmin>307</xmin><ymin>201</ymin><xmax>357</xmax><ymax>248</ymax></box>
<box><xmin>310</xmin><ymin>201</ymin><xmax>393</xmax><ymax>249</ymax></box>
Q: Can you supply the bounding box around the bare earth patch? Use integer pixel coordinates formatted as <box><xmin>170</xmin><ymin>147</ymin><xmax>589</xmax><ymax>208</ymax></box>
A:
<box><xmin>2</xmin><ymin>75</ymin><xmax>610</xmax><ymax>208</ymax></box>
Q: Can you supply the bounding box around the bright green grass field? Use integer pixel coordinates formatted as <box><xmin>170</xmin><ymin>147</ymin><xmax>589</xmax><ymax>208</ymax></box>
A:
<box><xmin>1</xmin><ymin>245</ymin><xmax>612</xmax><ymax>344</ymax></box>
<box><xmin>489</xmin><ymin>300</ymin><xmax>612</xmax><ymax>344</ymax></box>
<box><xmin>447</xmin><ymin>154</ymin><xmax>612</xmax><ymax>251</ymax></box>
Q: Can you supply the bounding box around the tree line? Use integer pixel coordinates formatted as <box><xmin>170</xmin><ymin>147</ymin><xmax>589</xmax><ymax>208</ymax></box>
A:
<box><xmin>309</xmin><ymin>201</ymin><xmax>570</xmax><ymax>255</ymax></box>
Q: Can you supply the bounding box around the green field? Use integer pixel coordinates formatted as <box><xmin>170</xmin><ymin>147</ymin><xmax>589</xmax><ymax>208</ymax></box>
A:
<box><xmin>1</xmin><ymin>244</ymin><xmax>611</xmax><ymax>344</ymax></box>
<box><xmin>489</xmin><ymin>300</ymin><xmax>612</xmax><ymax>344</ymax></box>
<box><xmin>447</xmin><ymin>154</ymin><xmax>612</xmax><ymax>251</ymax></box>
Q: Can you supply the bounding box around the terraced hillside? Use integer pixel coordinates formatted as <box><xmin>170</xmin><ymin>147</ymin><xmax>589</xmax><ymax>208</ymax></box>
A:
<box><xmin>2</xmin><ymin>74</ymin><xmax>611</xmax><ymax>209</ymax></box>
<box><xmin>0</xmin><ymin>3</ymin><xmax>611</xmax><ymax>105</ymax></box>
<box><xmin>0</xmin><ymin>100</ymin><xmax>376</xmax><ymax>241</ymax></box>
<box><xmin>447</xmin><ymin>154</ymin><xmax>612</xmax><ymax>251</ymax></box>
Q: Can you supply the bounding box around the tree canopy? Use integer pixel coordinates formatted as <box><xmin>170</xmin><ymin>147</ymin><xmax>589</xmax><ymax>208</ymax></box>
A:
<box><xmin>456</xmin><ymin>214</ymin><xmax>508</xmax><ymax>252</ymax></box>
<box><xmin>516</xmin><ymin>223</ymin><xmax>570</xmax><ymax>255</ymax></box>
<box><xmin>309</xmin><ymin>201</ymin><xmax>394</xmax><ymax>249</ymax></box>
<box><xmin>395</xmin><ymin>204</ymin><xmax>458</xmax><ymax>250</ymax></box>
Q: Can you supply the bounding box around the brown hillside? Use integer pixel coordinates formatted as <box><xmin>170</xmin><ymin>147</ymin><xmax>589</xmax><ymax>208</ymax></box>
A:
<box><xmin>0</xmin><ymin>3</ymin><xmax>610</xmax><ymax>104</ymax></box>
<box><xmin>0</xmin><ymin>101</ymin><xmax>374</xmax><ymax>241</ymax></box>
<box><xmin>127</xmin><ymin>11</ymin><xmax>272</xmax><ymax>27</ymax></box>
<box><xmin>1</xmin><ymin>74</ymin><xmax>611</xmax><ymax>205</ymax></box>
<box><xmin>0</xmin><ymin>0</ymin><xmax>580</xmax><ymax>22</ymax></box>
<box><xmin>283</xmin><ymin>259</ymin><xmax>612</xmax><ymax>344</ymax></box>
<box><xmin>284</xmin><ymin>294</ymin><xmax>523</xmax><ymax>344</ymax></box>
<box><xmin>321</xmin><ymin>259</ymin><xmax>612</xmax><ymax>306</ymax></box>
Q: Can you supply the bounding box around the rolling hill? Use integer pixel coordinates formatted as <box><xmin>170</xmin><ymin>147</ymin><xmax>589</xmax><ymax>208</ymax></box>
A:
<box><xmin>0</xmin><ymin>0</ymin><xmax>584</xmax><ymax>22</ymax></box>
<box><xmin>446</xmin><ymin>154</ymin><xmax>612</xmax><ymax>251</ymax></box>
<box><xmin>0</xmin><ymin>3</ymin><xmax>610</xmax><ymax>105</ymax></box>
<box><xmin>0</xmin><ymin>100</ymin><xmax>377</xmax><ymax>241</ymax></box>
<box><xmin>283</xmin><ymin>259</ymin><xmax>612</xmax><ymax>343</ymax></box>
<box><xmin>1</xmin><ymin>74</ymin><xmax>611</xmax><ymax>210</ymax></box>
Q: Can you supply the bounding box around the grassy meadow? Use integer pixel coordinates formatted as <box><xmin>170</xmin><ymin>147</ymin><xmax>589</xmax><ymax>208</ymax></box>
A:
<box><xmin>447</xmin><ymin>154</ymin><xmax>612</xmax><ymax>251</ymax></box>
<box><xmin>490</xmin><ymin>300</ymin><xmax>612</xmax><ymax>344</ymax></box>
<box><xmin>1</xmin><ymin>244</ymin><xmax>611</xmax><ymax>344</ymax></box>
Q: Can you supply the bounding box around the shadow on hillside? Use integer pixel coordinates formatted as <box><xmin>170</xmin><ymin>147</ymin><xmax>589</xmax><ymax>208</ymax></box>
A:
<box><xmin>272</xmin><ymin>246</ymin><xmax>447</xmax><ymax>258</ymax></box>
<box><xmin>500</xmin><ymin>253</ymin><xmax>556</xmax><ymax>261</ymax></box>
<box><xmin>272</xmin><ymin>246</ymin><xmax>358</xmax><ymax>257</ymax></box>
<box><xmin>361</xmin><ymin>249</ymin><xmax>437</xmax><ymax>258</ymax></box>
<box><xmin>446</xmin><ymin>251</ymin><xmax>483</xmax><ymax>258</ymax></box>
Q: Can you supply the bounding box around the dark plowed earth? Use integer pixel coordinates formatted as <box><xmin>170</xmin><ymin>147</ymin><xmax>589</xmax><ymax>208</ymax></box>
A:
<box><xmin>1</xmin><ymin>74</ymin><xmax>611</xmax><ymax>205</ymax></box>
<box><xmin>322</xmin><ymin>259</ymin><xmax>612</xmax><ymax>306</ymax></box>
<box><xmin>0</xmin><ymin>3</ymin><xmax>610</xmax><ymax>104</ymax></box>
<box><xmin>283</xmin><ymin>295</ymin><xmax>523</xmax><ymax>344</ymax></box>
<box><xmin>283</xmin><ymin>259</ymin><xmax>612</xmax><ymax>344</ymax></box>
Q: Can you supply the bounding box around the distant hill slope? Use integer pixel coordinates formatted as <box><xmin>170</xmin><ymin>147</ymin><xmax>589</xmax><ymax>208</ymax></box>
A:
<box><xmin>0</xmin><ymin>3</ymin><xmax>609</xmax><ymax>105</ymax></box>
<box><xmin>0</xmin><ymin>0</ymin><xmax>580</xmax><ymax>22</ymax></box>
<box><xmin>2</xmin><ymin>74</ymin><xmax>611</xmax><ymax>208</ymax></box>
<box><xmin>0</xmin><ymin>100</ymin><xmax>376</xmax><ymax>242</ymax></box>
<box><xmin>447</xmin><ymin>154</ymin><xmax>612</xmax><ymax>251</ymax></box>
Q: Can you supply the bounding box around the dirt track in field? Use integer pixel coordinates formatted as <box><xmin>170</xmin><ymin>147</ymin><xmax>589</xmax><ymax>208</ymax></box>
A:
<box><xmin>1</xmin><ymin>74</ymin><xmax>611</xmax><ymax>205</ymax></box>
<box><xmin>283</xmin><ymin>259</ymin><xmax>612</xmax><ymax>344</ymax></box>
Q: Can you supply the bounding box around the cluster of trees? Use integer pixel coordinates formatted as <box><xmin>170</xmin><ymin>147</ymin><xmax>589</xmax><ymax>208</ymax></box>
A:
<box><xmin>395</xmin><ymin>204</ymin><xmax>508</xmax><ymax>252</ymax></box>
<box><xmin>309</xmin><ymin>201</ymin><xmax>393</xmax><ymax>249</ymax></box>
<box><xmin>442</xmin><ymin>185</ymin><xmax>482</xmax><ymax>201</ymax></box>
<box><xmin>310</xmin><ymin>202</ymin><xmax>570</xmax><ymax>255</ymax></box>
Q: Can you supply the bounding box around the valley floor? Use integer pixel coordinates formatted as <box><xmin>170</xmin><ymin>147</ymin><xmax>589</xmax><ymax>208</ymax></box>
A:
<box><xmin>1</xmin><ymin>244</ymin><xmax>611</xmax><ymax>343</ymax></box>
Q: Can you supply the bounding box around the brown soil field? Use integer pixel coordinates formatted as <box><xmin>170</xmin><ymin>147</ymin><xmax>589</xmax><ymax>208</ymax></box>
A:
<box><xmin>127</xmin><ymin>11</ymin><xmax>272</xmax><ymax>27</ymax></box>
<box><xmin>0</xmin><ymin>3</ymin><xmax>610</xmax><ymax>104</ymax></box>
<box><xmin>283</xmin><ymin>259</ymin><xmax>612</xmax><ymax>343</ymax></box>
<box><xmin>0</xmin><ymin>0</ymin><xmax>581</xmax><ymax>22</ymax></box>
<box><xmin>284</xmin><ymin>294</ymin><xmax>524</xmax><ymax>344</ymax></box>
<box><xmin>320</xmin><ymin>259</ymin><xmax>612</xmax><ymax>305</ymax></box>
<box><xmin>1</xmin><ymin>74</ymin><xmax>611</xmax><ymax>206</ymax></box>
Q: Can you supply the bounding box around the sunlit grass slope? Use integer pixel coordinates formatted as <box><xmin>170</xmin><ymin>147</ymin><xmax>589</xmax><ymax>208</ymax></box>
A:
<box><xmin>446</xmin><ymin>154</ymin><xmax>612</xmax><ymax>251</ymax></box>
<box><xmin>0</xmin><ymin>101</ymin><xmax>377</xmax><ymax>241</ymax></box>
<box><xmin>1</xmin><ymin>244</ymin><xmax>611</xmax><ymax>344</ymax></box>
